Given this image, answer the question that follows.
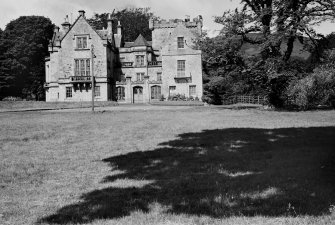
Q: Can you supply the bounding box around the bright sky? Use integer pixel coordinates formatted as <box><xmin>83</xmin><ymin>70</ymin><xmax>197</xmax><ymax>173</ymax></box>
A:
<box><xmin>0</xmin><ymin>0</ymin><xmax>334</xmax><ymax>37</ymax></box>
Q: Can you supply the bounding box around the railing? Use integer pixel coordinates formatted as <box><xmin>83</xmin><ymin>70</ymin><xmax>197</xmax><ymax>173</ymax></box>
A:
<box><xmin>222</xmin><ymin>95</ymin><xmax>268</xmax><ymax>105</ymax></box>
<box><xmin>174</xmin><ymin>73</ymin><xmax>192</xmax><ymax>83</ymax></box>
<box><xmin>148</xmin><ymin>61</ymin><xmax>162</xmax><ymax>67</ymax></box>
<box><xmin>121</xmin><ymin>62</ymin><xmax>133</xmax><ymax>68</ymax></box>
<box><xmin>131</xmin><ymin>80</ymin><xmax>144</xmax><ymax>84</ymax></box>
<box><xmin>70</xmin><ymin>76</ymin><xmax>91</xmax><ymax>83</ymax></box>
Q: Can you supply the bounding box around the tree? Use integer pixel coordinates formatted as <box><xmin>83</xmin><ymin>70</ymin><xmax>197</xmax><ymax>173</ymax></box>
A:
<box><xmin>87</xmin><ymin>8</ymin><xmax>156</xmax><ymax>42</ymax></box>
<box><xmin>0</xmin><ymin>16</ymin><xmax>54</xmax><ymax>99</ymax></box>
<box><xmin>215</xmin><ymin>0</ymin><xmax>335</xmax><ymax>62</ymax></box>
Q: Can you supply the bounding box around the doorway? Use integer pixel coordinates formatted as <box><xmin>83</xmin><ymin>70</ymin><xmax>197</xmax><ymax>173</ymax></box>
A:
<box><xmin>133</xmin><ymin>86</ymin><xmax>143</xmax><ymax>103</ymax></box>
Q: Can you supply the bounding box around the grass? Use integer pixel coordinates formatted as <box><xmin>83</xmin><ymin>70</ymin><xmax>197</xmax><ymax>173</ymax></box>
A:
<box><xmin>0</xmin><ymin>106</ymin><xmax>335</xmax><ymax>225</ymax></box>
<box><xmin>0</xmin><ymin>101</ymin><xmax>118</xmax><ymax>111</ymax></box>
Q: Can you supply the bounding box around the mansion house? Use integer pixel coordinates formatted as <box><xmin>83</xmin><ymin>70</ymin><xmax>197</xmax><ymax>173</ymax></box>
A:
<box><xmin>45</xmin><ymin>10</ymin><xmax>203</xmax><ymax>103</ymax></box>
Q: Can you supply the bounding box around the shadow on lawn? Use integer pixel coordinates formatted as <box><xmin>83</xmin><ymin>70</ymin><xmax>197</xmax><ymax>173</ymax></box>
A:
<box><xmin>40</xmin><ymin>127</ymin><xmax>335</xmax><ymax>224</ymax></box>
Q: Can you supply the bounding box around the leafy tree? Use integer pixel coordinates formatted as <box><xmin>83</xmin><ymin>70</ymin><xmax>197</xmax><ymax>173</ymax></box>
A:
<box><xmin>87</xmin><ymin>8</ymin><xmax>156</xmax><ymax>42</ymax></box>
<box><xmin>0</xmin><ymin>16</ymin><xmax>54</xmax><ymax>99</ymax></box>
<box><xmin>215</xmin><ymin>0</ymin><xmax>335</xmax><ymax>62</ymax></box>
<box><xmin>196</xmin><ymin>33</ymin><xmax>244</xmax><ymax>77</ymax></box>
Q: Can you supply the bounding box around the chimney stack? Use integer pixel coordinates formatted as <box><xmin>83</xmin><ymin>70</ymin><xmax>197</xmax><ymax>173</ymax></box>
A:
<box><xmin>54</xmin><ymin>26</ymin><xmax>60</xmax><ymax>33</ymax></box>
<box><xmin>107</xmin><ymin>13</ymin><xmax>113</xmax><ymax>36</ymax></box>
<box><xmin>61</xmin><ymin>15</ymin><xmax>71</xmax><ymax>32</ymax></box>
<box><xmin>79</xmin><ymin>10</ymin><xmax>85</xmax><ymax>18</ymax></box>
<box><xmin>117</xmin><ymin>20</ymin><xmax>122</xmax><ymax>35</ymax></box>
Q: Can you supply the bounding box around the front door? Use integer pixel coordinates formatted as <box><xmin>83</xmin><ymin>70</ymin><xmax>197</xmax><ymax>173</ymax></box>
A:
<box><xmin>133</xmin><ymin>86</ymin><xmax>143</xmax><ymax>103</ymax></box>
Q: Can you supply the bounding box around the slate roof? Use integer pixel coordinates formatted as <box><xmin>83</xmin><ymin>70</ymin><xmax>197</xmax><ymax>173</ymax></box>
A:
<box><xmin>133</xmin><ymin>34</ymin><xmax>150</xmax><ymax>47</ymax></box>
<box><xmin>123</xmin><ymin>38</ymin><xmax>152</xmax><ymax>48</ymax></box>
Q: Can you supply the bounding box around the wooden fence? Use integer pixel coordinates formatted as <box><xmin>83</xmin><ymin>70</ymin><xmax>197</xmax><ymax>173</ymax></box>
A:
<box><xmin>222</xmin><ymin>95</ymin><xmax>268</xmax><ymax>105</ymax></box>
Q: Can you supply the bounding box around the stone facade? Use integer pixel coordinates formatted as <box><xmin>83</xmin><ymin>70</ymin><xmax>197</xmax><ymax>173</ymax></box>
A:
<box><xmin>45</xmin><ymin>11</ymin><xmax>203</xmax><ymax>103</ymax></box>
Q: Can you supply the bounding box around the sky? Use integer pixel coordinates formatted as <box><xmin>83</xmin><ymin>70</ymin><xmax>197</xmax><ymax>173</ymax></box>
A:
<box><xmin>0</xmin><ymin>0</ymin><xmax>334</xmax><ymax>37</ymax></box>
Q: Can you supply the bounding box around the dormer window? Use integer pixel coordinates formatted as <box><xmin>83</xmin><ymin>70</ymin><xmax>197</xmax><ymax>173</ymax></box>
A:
<box><xmin>76</xmin><ymin>36</ymin><xmax>87</xmax><ymax>49</ymax></box>
<box><xmin>177</xmin><ymin>37</ymin><xmax>184</xmax><ymax>48</ymax></box>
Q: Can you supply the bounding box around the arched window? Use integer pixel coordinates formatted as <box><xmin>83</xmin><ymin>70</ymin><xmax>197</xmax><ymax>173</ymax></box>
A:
<box><xmin>151</xmin><ymin>85</ymin><xmax>161</xmax><ymax>99</ymax></box>
<box><xmin>116</xmin><ymin>86</ymin><xmax>125</xmax><ymax>100</ymax></box>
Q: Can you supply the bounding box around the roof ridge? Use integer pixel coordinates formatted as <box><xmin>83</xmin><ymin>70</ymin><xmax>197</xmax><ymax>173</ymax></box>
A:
<box><xmin>60</xmin><ymin>15</ymin><xmax>109</xmax><ymax>42</ymax></box>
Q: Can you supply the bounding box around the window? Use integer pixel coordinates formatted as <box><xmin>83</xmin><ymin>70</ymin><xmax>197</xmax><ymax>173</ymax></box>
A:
<box><xmin>136</xmin><ymin>73</ymin><xmax>145</xmax><ymax>81</ymax></box>
<box><xmin>86</xmin><ymin>59</ymin><xmax>90</xmax><ymax>76</ymax></box>
<box><xmin>120</xmin><ymin>74</ymin><xmax>126</xmax><ymax>82</ymax></box>
<box><xmin>66</xmin><ymin>87</ymin><xmax>72</xmax><ymax>98</ymax></box>
<box><xmin>189</xmin><ymin>85</ymin><xmax>196</xmax><ymax>96</ymax></box>
<box><xmin>177</xmin><ymin>60</ymin><xmax>185</xmax><ymax>77</ymax></box>
<box><xmin>117</xmin><ymin>86</ymin><xmax>125</xmax><ymax>100</ymax></box>
<box><xmin>80</xmin><ymin>59</ymin><xmax>85</xmax><ymax>76</ymax></box>
<box><xmin>169</xmin><ymin>86</ymin><xmax>176</xmax><ymax>96</ymax></box>
<box><xmin>75</xmin><ymin>59</ymin><xmax>90</xmax><ymax>76</ymax></box>
<box><xmin>94</xmin><ymin>86</ymin><xmax>100</xmax><ymax>97</ymax></box>
<box><xmin>76</xmin><ymin>36</ymin><xmax>87</xmax><ymax>49</ymax></box>
<box><xmin>157</xmin><ymin>72</ymin><xmax>162</xmax><ymax>81</ymax></box>
<box><xmin>178</xmin><ymin>37</ymin><xmax>184</xmax><ymax>48</ymax></box>
<box><xmin>151</xmin><ymin>85</ymin><xmax>161</xmax><ymax>99</ymax></box>
<box><xmin>136</xmin><ymin>55</ymin><xmax>145</xmax><ymax>66</ymax></box>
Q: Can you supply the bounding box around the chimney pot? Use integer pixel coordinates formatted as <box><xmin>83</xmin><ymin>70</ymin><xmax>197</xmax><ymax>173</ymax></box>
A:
<box><xmin>79</xmin><ymin>10</ymin><xmax>86</xmax><ymax>18</ymax></box>
<box><xmin>107</xmin><ymin>13</ymin><xmax>113</xmax><ymax>36</ymax></box>
<box><xmin>61</xmin><ymin>15</ymin><xmax>71</xmax><ymax>32</ymax></box>
<box><xmin>117</xmin><ymin>20</ymin><xmax>122</xmax><ymax>35</ymax></box>
<box><xmin>54</xmin><ymin>26</ymin><xmax>60</xmax><ymax>33</ymax></box>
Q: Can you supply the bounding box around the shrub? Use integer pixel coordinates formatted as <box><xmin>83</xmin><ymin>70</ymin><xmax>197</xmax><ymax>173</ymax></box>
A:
<box><xmin>286</xmin><ymin>63</ymin><xmax>335</xmax><ymax>109</ymax></box>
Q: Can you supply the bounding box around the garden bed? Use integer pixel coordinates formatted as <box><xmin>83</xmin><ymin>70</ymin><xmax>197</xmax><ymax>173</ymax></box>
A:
<box><xmin>150</xmin><ymin>100</ymin><xmax>204</xmax><ymax>106</ymax></box>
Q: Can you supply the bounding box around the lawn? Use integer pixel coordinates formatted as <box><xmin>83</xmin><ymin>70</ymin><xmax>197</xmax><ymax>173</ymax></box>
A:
<box><xmin>0</xmin><ymin>101</ymin><xmax>118</xmax><ymax>111</ymax></box>
<box><xmin>0</xmin><ymin>106</ymin><xmax>335</xmax><ymax>225</ymax></box>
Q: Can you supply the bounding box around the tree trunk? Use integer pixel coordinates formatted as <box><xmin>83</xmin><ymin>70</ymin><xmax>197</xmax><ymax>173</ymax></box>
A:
<box><xmin>283</xmin><ymin>35</ymin><xmax>296</xmax><ymax>62</ymax></box>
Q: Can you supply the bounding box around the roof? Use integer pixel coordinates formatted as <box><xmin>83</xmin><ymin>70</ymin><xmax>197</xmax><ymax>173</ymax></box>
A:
<box><xmin>123</xmin><ymin>40</ymin><xmax>152</xmax><ymax>48</ymax></box>
<box><xmin>96</xmin><ymin>30</ymin><xmax>109</xmax><ymax>40</ymax></box>
<box><xmin>49</xmin><ymin>15</ymin><xmax>113</xmax><ymax>47</ymax></box>
<box><xmin>49</xmin><ymin>30</ymin><xmax>65</xmax><ymax>47</ymax></box>
<box><xmin>133</xmin><ymin>34</ymin><xmax>150</xmax><ymax>47</ymax></box>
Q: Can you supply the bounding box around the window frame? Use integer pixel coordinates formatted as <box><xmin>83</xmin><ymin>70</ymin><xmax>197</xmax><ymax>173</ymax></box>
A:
<box><xmin>177</xmin><ymin>37</ymin><xmax>184</xmax><ymax>48</ymax></box>
<box><xmin>177</xmin><ymin>60</ymin><xmax>186</xmax><ymax>77</ymax></box>
<box><xmin>189</xmin><ymin>85</ymin><xmax>196</xmax><ymax>96</ymax></box>
<box><xmin>151</xmin><ymin>85</ymin><xmax>161</xmax><ymax>99</ymax></box>
<box><xmin>94</xmin><ymin>86</ymin><xmax>100</xmax><ymax>97</ymax></box>
<box><xmin>66</xmin><ymin>87</ymin><xmax>72</xmax><ymax>98</ymax></box>
<box><xmin>157</xmin><ymin>72</ymin><xmax>162</xmax><ymax>81</ymax></box>
<box><xmin>76</xmin><ymin>36</ymin><xmax>88</xmax><ymax>49</ymax></box>
<box><xmin>74</xmin><ymin>59</ymin><xmax>90</xmax><ymax>76</ymax></box>
<box><xmin>136</xmin><ymin>72</ymin><xmax>145</xmax><ymax>81</ymax></box>
<box><xmin>116</xmin><ymin>86</ymin><xmax>125</xmax><ymax>100</ymax></box>
<box><xmin>135</xmin><ymin>55</ymin><xmax>145</xmax><ymax>66</ymax></box>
